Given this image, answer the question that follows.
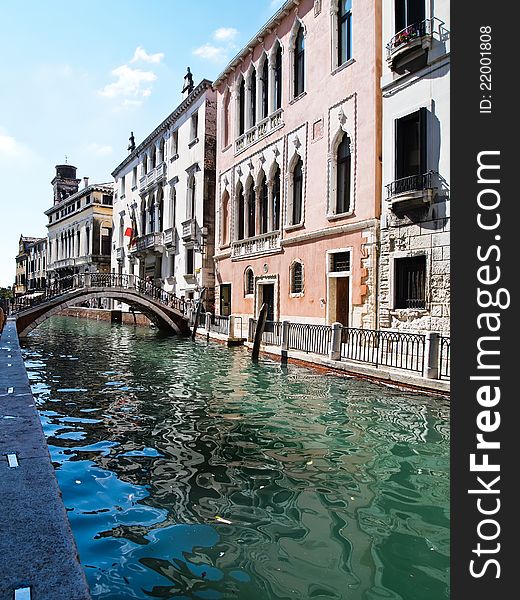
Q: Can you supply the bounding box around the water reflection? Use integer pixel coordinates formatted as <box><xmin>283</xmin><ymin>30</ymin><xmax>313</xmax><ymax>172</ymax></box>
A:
<box><xmin>22</xmin><ymin>316</ymin><xmax>449</xmax><ymax>600</ymax></box>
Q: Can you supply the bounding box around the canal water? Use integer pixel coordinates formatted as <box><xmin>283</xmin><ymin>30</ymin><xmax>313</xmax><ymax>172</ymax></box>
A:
<box><xmin>21</xmin><ymin>317</ymin><xmax>449</xmax><ymax>600</ymax></box>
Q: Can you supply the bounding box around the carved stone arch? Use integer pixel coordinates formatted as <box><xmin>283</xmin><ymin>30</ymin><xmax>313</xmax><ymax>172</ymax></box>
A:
<box><xmin>255</xmin><ymin>166</ymin><xmax>267</xmax><ymax>188</ymax></box>
<box><xmin>268</xmin><ymin>37</ymin><xmax>283</xmax><ymax>61</ymax></box>
<box><xmin>330</xmin><ymin>122</ymin><xmax>352</xmax><ymax>157</ymax></box>
<box><xmin>288</xmin><ymin>16</ymin><xmax>307</xmax><ymax>49</ymax></box>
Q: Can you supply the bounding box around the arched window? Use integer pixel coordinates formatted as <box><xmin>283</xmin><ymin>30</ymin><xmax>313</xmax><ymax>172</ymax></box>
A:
<box><xmin>258</xmin><ymin>172</ymin><xmax>268</xmax><ymax>234</ymax></box>
<box><xmin>261</xmin><ymin>57</ymin><xmax>269</xmax><ymax>119</ymax></box>
<box><xmin>246</xmin><ymin>178</ymin><xmax>255</xmax><ymax>238</ymax></box>
<box><xmin>338</xmin><ymin>1</ymin><xmax>352</xmax><ymax>66</ymax></box>
<box><xmin>187</xmin><ymin>175</ymin><xmax>196</xmax><ymax>220</ymax></box>
<box><xmin>148</xmin><ymin>197</ymin><xmax>155</xmax><ymax>232</ymax></box>
<box><xmin>274</xmin><ymin>45</ymin><xmax>282</xmax><ymax>111</ymax></box>
<box><xmin>238</xmin><ymin>78</ymin><xmax>246</xmax><ymax>135</ymax></box>
<box><xmin>159</xmin><ymin>138</ymin><xmax>165</xmax><ymax>163</ymax></box>
<box><xmin>290</xmin><ymin>261</ymin><xmax>304</xmax><ymax>294</ymax></box>
<box><xmin>221</xmin><ymin>190</ymin><xmax>230</xmax><ymax>246</ymax></box>
<box><xmin>294</xmin><ymin>24</ymin><xmax>305</xmax><ymax>98</ymax></box>
<box><xmin>291</xmin><ymin>157</ymin><xmax>303</xmax><ymax>225</ymax></box>
<box><xmin>143</xmin><ymin>154</ymin><xmax>148</xmax><ymax>175</ymax></box>
<box><xmin>272</xmin><ymin>164</ymin><xmax>281</xmax><ymax>231</ymax></box>
<box><xmin>237</xmin><ymin>183</ymin><xmax>245</xmax><ymax>240</ymax></box>
<box><xmin>336</xmin><ymin>133</ymin><xmax>351</xmax><ymax>214</ymax></box>
<box><xmin>157</xmin><ymin>188</ymin><xmax>164</xmax><ymax>231</ymax></box>
<box><xmin>250</xmin><ymin>68</ymin><xmax>257</xmax><ymax>127</ymax></box>
<box><xmin>140</xmin><ymin>200</ymin><xmax>146</xmax><ymax>234</ymax></box>
<box><xmin>245</xmin><ymin>267</ymin><xmax>254</xmax><ymax>296</ymax></box>
<box><xmin>151</xmin><ymin>146</ymin><xmax>157</xmax><ymax>169</ymax></box>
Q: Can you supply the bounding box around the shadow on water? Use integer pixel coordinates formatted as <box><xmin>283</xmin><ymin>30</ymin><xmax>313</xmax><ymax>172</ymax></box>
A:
<box><xmin>21</xmin><ymin>316</ymin><xmax>450</xmax><ymax>600</ymax></box>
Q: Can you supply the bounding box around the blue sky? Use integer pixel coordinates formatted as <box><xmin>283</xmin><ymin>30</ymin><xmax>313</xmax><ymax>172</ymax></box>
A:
<box><xmin>0</xmin><ymin>0</ymin><xmax>286</xmax><ymax>287</ymax></box>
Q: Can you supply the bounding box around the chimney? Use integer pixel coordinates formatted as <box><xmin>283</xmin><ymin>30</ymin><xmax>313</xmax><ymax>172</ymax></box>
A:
<box><xmin>83</xmin><ymin>177</ymin><xmax>89</xmax><ymax>188</ymax></box>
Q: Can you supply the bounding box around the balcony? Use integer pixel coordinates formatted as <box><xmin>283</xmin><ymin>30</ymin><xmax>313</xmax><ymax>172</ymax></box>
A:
<box><xmin>116</xmin><ymin>247</ymin><xmax>125</xmax><ymax>261</ymax></box>
<box><xmin>164</xmin><ymin>227</ymin><xmax>177</xmax><ymax>250</ymax></box>
<box><xmin>181</xmin><ymin>219</ymin><xmax>197</xmax><ymax>242</ymax></box>
<box><xmin>235</xmin><ymin>108</ymin><xmax>284</xmax><ymax>155</ymax></box>
<box><xmin>386</xmin><ymin>19</ymin><xmax>433</xmax><ymax>70</ymax></box>
<box><xmin>138</xmin><ymin>162</ymin><xmax>167</xmax><ymax>192</ymax></box>
<box><xmin>128</xmin><ymin>232</ymin><xmax>164</xmax><ymax>255</ymax></box>
<box><xmin>386</xmin><ymin>172</ymin><xmax>436</xmax><ymax>212</ymax></box>
<box><xmin>231</xmin><ymin>230</ymin><xmax>281</xmax><ymax>260</ymax></box>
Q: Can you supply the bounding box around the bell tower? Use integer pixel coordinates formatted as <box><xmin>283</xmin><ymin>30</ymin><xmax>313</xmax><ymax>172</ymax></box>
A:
<box><xmin>51</xmin><ymin>164</ymin><xmax>81</xmax><ymax>205</ymax></box>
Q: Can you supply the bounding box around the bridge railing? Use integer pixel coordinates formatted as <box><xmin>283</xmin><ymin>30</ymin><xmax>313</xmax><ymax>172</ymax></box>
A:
<box><xmin>11</xmin><ymin>273</ymin><xmax>187</xmax><ymax>315</ymax></box>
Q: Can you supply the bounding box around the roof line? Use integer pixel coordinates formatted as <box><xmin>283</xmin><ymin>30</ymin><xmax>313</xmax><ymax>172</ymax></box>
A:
<box><xmin>213</xmin><ymin>0</ymin><xmax>297</xmax><ymax>89</ymax></box>
<box><xmin>111</xmin><ymin>79</ymin><xmax>213</xmax><ymax>177</ymax></box>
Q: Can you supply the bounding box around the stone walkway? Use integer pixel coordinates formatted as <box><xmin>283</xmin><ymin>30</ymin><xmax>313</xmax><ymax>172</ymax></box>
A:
<box><xmin>0</xmin><ymin>319</ymin><xmax>91</xmax><ymax>600</ymax></box>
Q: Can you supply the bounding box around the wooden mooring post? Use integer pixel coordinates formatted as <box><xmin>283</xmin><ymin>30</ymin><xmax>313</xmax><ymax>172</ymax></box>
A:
<box><xmin>252</xmin><ymin>303</ymin><xmax>268</xmax><ymax>361</ymax></box>
<box><xmin>191</xmin><ymin>288</ymin><xmax>206</xmax><ymax>340</ymax></box>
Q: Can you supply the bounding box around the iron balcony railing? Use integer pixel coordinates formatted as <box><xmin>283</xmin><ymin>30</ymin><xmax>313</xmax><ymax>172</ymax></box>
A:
<box><xmin>387</xmin><ymin>19</ymin><xmax>433</xmax><ymax>61</ymax></box>
<box><xmin>340</xmin><ymin>327</ymin><xmax>425</xmax><ymax>373</ymax></box>
<box><xmin>11</xmin><ymin>273</ymin><xmax>187</xmax><ymax>315</ymax></box>
<box><xmin>210</xmin><ymin>314</ymin><xmax>230</xmax><ymax>336</ymax></box>
<box><xmin>386</xmin><ymin>171</ymin><xmax>435</xmax><ymax>199</ymax></box>
<box><xmin>287</xmin><ymin>323</ymin><xmax>332</xmax><ymax>356</ymax></box>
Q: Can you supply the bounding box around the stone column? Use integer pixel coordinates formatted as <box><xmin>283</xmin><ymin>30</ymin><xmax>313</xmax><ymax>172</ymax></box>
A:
<box><xmin>154</xmin><ymin>200</ymin><xmax>160</xmax><ymax>234</ymax></box>
<box><xmin>329</xmin><ymin>322</ymin><xmax>342</xmax><ymax>361</ymax></box>
<box><xmin>244</xmin><ymin>75</ymin><xmax>252</xmax><ymax>131</ymax></box>
<box><xmin>268</xmin><ymin>58</ymin><xmax>275</xmax><ymax>115</ymax></box>
<box><xmin>254</xmin><ymin>185</ymin><xmax>262</xmax><ymax>237</ymax></box>
<box><xmin>267</xmin><ymin>180</ymin><xmax>274</xmax><ymax>232</ymax></box>
<box><xmin>244</xmin><ymin>188</ymin><xmax>250</xmax><ymax>239</ymax></box>
<box><xmin>205</xmin><ymin>312</ymin><xmax>212</xmax><ymax>332</ymax></box>
<box><xmin>423</xmin><ymin>332</ymin><xmax>440</xmax><ymax>379</ymax></box>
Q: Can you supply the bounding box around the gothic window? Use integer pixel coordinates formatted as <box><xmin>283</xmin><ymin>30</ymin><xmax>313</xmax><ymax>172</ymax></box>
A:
<box><xmin>272</xmin><ymin>164</ymin><xmax>281</xmax><ymax>230</ymax></box>
<box><xmin>151</xmin><ymin>147</ymin><xmax>157</xmax><ymax>169</ymax></box>
<box><xmin>245</xmin><ymin>267</ymin><xmax>254</xmax><ymax>296</ymax></box>
<box><xmin>237</xmin><ymin>183</ymin><xmax>245</xmax><ymax>240</ymax></box>
<box><xmin>250</xmin><ymin>68</ymin><xmax>257</xmax><ymax>127</ymax></box>
<box><xmin>119</xmin><ymin>215</ymin><xmax>124</xmax><ymax>247</ymax></box>
<box><xmin>238</xmin><ymin>78</ymin><xmax>246</xmax><ymax>135</ymax></box>
<box><xmin>223</xmin><ymin>91</ymin><xmax>231</xmax><ymax>148</ymax></box>
<box><xmin>158</xmin><ymin>189</ymin><xmax>164</xmax><ymax>231</ymax></box>
<box><xmin>290</xmin><ymin>157</ymin><xmax>304</xmax><ymax>225</ymax></box>
<box><xmin>294</xmin><ymin>24</ymin><xmax>305</xmax><ymax>98</ymax></box>
<box><xmin>159</xmin><ymin>138</ymin><xmax>165</xmax><ymax>163</ymax></box>
<box><xmin>259</xmin><ymin>172</ymin><xmax>268</xmax><ymax>234</ymax></box>
<box><xmin>261</xmin><ymin>57</ymin><xmax>269</xmax><ymax>119</ymax></box>
<box><xmin>171</xmin><ymin>130</ymin><xmax>179</xmax><ymax>156</ymax></box>
<box><xmin>246</xmin><ymin>178</ymin><xmax>255</xmax><ymax>238</ymax></box>
<box><xmin>336</xmin><ymin>133</ymin><xmax>351</xmax><ymax>214</ymax></box>
<box><xmin>143</xmin><ymin>154</ymin><xmax>148</xmax><ymax>175</ymax></box>
<box><xmin>221</xmin><ymin>190</ymin><xmax>230</xmax><ymax>246</ymax></box>
<box><xmin>170</xmin><ymin>187</ymin><xmax>176</xmax><ymax>228</ymax></box>
<box><xmin>274</xmin><ymin>45</ymin><xmax>282</xmax><ymax>110</ymax></box>
<box><xmin>290</xmin><ymin>261</ymin><xmax>304</xmax><ymax>294</ymax></box>
<box><xmin>338</xmin><ymin>0</ymin><xmax>352</xmax><ymax>65</ymax></box>
<box><xmin>190</xmin><ymin>112</ymin><xmax>199</xmax><ymax>142</ymax></box>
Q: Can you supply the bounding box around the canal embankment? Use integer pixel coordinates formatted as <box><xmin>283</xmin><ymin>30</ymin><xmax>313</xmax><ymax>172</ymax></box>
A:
<box><xmin>0</xmin><ymin>318</ymin><xmax>91</xmax><ymax>600</ymax></box>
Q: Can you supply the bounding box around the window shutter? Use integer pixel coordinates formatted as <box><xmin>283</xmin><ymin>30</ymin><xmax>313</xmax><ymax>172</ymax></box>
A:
<box><xmin>419</xmin><ymin>107</ymin><xmax>428</xmax><ymax>175</ymax></box>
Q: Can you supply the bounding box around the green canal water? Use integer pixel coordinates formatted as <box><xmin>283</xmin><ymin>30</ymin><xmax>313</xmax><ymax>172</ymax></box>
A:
<box><xmin>21</xmin><ymin>316</ymin><xmax>450</xmax><ymax>600</ymax></box>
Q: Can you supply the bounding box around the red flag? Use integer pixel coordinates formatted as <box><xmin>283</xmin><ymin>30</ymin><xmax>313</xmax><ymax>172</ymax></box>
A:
<box><xmin>124</xmin><ymin>227</ymin><xmax>133</xmax><ymax>237</ymax></box>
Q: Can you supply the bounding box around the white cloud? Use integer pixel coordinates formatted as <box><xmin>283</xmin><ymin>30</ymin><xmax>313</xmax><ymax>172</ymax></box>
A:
<box><xmin>85</xmin><ymin>143</ymin><xmax>113</xmax><ymax>156</ymax></box>
<box><xmin>98</xmin><ymin>64</ymin><xmax>157</xmax><ymax>100</ymax></box>
<box><xmin>131</xmin><ymin>46</ymin><xmax>165</xmax><ymax>64</ymax></box>
<box><xmin>193</xmin><ymin>44</ymin><xmax>228</xmax><ymax>63</ymax></box>
<box><xmin>214</xmin><ymin>27</ymin><xmax>238</xmax><ymax>42</ymax></box>
<box><xmin>0</xmin><ymin>134</ymin><xmax>24</xmax><ymax>159</ymax></box>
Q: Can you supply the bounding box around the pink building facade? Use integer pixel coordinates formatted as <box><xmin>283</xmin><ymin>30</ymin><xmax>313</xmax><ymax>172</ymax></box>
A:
<box><xmin>214</xmin><ymin>0</ymin><xmax>381</xmax><ymax>330</ymax></box>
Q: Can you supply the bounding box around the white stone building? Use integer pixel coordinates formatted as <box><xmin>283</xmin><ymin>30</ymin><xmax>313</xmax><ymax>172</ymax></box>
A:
<box><xmin>111</xmin><ymin>76</ymin><xmax>216</xmax><ymax>308</ymax></box>
<box><xmin>379</xmin><ymin>0</ymin><xmax>450</xmax><ymax>334</ymax></box>
<box><xmin>45</xmin><ymin>165</ymin><xmax>114</xmax><ymax>281</ymax></box>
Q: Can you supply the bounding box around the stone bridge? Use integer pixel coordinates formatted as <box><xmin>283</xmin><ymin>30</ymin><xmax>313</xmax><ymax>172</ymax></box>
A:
<box><xmin>12</xmin><ymin>273</ymin><xmax>191</xmax><ymax>338</ymax></box>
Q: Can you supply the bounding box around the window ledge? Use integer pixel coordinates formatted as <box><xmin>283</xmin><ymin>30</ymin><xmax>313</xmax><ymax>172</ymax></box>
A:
<box><xmin>289</xmin><ymin>292</ymin><xmax>305</xmax><ymax>298</ymax></box>
<box><xmin>244</xmin><ymin>293</ymin><xmax>254</xmax><ymax>298</ymax></box>
<box><xmin>331</xmin><ymin>58</ymin><xmax>355</xmax><ymax>76</ymax></box>
<box><xmin>327</xmin><ymin>209</ymin><xmax>354</xmax><ymax>221</ymax></box>
<box><xmin>170</xmin><ymin>153</ymin><xmax>179</xmax><ymax>162</ymax></box>
<box><xmin>289</xmin><ymin>91</ymin><xmax>307</xmax><ymax>106</ymax></box>
<box><xmin>285</xmin><ymin>223</ymin><xmax>305</xmax><ymax>232</ymax></box>
<box><xmin>390</xmin><ymin>308</ymin><xmax>429</xmax><ymax>315</ymax></box>
<box><xmin>222</xmin><ymin>144</ymin><xmax>232</xmax><ymax>153</ymax></box>
<box><xmin>188</xmin><ymin>138</ymin><xmax>199</xmax><ymax>149</ymax></box>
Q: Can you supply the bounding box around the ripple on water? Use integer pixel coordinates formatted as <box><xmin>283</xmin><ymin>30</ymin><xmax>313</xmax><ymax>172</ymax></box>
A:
<box><xmin>22</xmin><ymin>316</ymin><xmax>450</xmax><ymax>600</ymax></box>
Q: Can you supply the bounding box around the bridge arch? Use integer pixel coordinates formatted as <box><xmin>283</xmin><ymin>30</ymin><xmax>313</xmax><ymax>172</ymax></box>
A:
<box><xmin>15</xmin><ymin>288</ymin><xmax>191</xmax><ymax>338</ymax></box>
